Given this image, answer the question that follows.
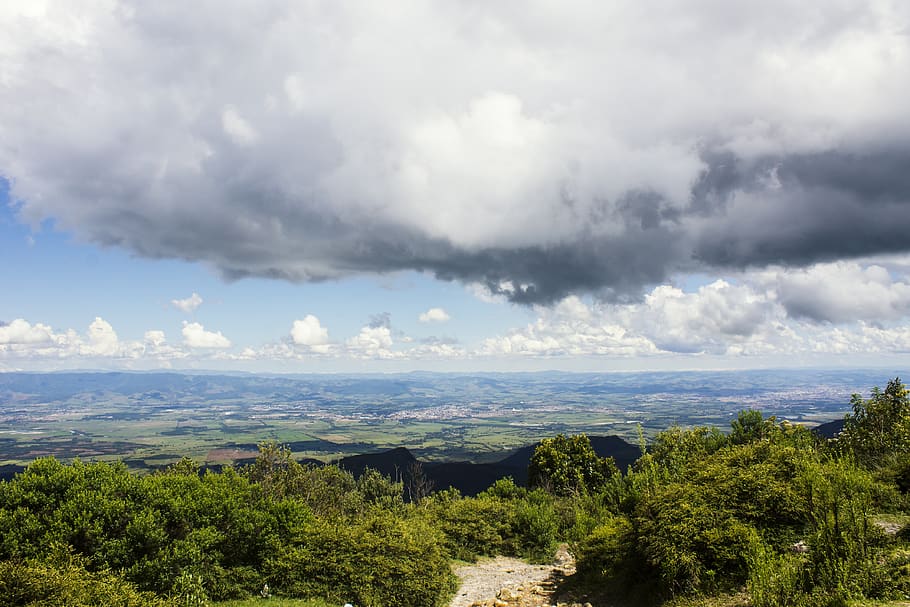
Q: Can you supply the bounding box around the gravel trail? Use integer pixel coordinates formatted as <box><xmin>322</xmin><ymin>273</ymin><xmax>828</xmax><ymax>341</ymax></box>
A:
<box><xmin>448</xmin><ymin>546</ymin><xmax>580</xmax><ymax>607</ymax></box>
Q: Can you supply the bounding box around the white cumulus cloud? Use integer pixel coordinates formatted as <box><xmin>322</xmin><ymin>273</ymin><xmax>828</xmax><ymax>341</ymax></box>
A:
<box><xmin>418</xmin><ymin>307</ymin><xmax>450</xmax><ymax>323</ymax></box>
<box><xmin>480</xmin><ymin>296</ymin><xmax>659</xmax><ymax>358</ymax></box>
<box><xmin>83</xmin><ymin>316</ymin><xmax>121</xmax><ymax>356</ymax></box>
<box><xmin>171</xmin><ymin>292</ymin><xmax>203</xmax><ymax>313</ymax></box>
<box><xmin>290</xmin><ymin>315</ymin><xmax>330</xmax><ymax>350</ymax></box>
<box><xmin>0</xmin><ymin>319</ymin><xmax>56</xmax><ymax>344</ymax></box>
<box><xmin>182</xmin><ymin>321</ymin><xmax>231</xmax><ymax>349</ymax></box>
<box><xmin>346</xmin><ymin>325</ymin><xmax>395</xmax><ymax>359</ymax></box>
<box><xmin>144</xmin><ymin>330</ymin><xmax>167</xmax><ymax>347</ymax></box>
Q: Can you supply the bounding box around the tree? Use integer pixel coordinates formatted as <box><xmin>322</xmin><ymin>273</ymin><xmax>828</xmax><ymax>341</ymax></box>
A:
<box><xmin>730</xmin><ymin>410</ymin><xmax>778</xmax><ymax>445</ymax></box>
<box><xmin>838</xmin><ymin>377</ymin><xmax>910</xmax><ymax>466</ymax></box>
<box><xmin>528</xmin><ymin>434</ymin><xmax>618</xmax><ymax>496</ymax></box>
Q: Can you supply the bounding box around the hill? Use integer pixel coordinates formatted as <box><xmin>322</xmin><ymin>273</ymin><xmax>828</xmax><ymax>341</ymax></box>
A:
<box><xmin>334</xmin><ymin>434</ymin><xmax>641</xmax><ymax>496</ymax></box>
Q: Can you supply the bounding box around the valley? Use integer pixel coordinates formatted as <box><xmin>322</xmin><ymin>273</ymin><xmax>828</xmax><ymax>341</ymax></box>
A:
<box><xmin>0</xmin><ymin>368</ymin><xmax>887</xmax><ymax>472</ymax></box>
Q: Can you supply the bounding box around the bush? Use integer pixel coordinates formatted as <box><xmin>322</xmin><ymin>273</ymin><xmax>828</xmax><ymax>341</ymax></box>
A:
<box><xmin>837</xmin><ymin>378</ymin><xmax>910</xmax><ymax>468</ymax></box>
<box><xmin>0</xmin><ymin>550</ymin><xmax>171</xmax><ymax>607</ymax></box>
<box><xmin>172</xmin><ymin>570</ymin><xmax>208</xmax><ymax>606</ymax></box>
<box><xmin>514</xmin><ymin>498</ymin><xmax>558</xmax><ymax>562</ymax></box>
<box><xmin>421</xmin><ymin>492</ymin><xmax>516</xmax><ymax>561</ymax></box>
<box><xmin>263</xmin><ymin>514</ymin><xmax>455</xmax><ymax>607</ymax></box>
<box><xmin>747</xmin><ymin>537</ymin><xmax>810</xmax><ymax>607</ymax></box>
<box><xmin>529</xmin><ymin>433</ymin><xmax>619</xmax><ymax>496</ymax></box>
<box><xmin>635</xmin><ymin>484</ymin><xmax>756</xmax><ymax>594</ymax></box>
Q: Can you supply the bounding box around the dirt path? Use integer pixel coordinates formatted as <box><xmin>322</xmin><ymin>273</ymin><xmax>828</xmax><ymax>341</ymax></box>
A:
<box><xmin>449</xmin><ymin>545</ymin><xmax>588</xmax><ymax>607</ymax></box>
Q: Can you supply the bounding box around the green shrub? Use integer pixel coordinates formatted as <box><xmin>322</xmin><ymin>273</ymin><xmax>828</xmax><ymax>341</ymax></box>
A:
<box><xmin>576</xmin><ymin>515</ymin><xmax>639</xmax><ymax>577</ymax></box>
<box><xmin>172</xmin><ymin>570</ymin><xmax>208</xmax><ymax>607</ymax></box>
<box><xmin>632</xmin><ymin>481</ymin><xmax>759</xmax><ymax>594</ymax></box>
<box><xmin>837</xmin><ymin>378</ymin><xmax>910</xmax><ymax>468</ymax></box>
<box><xmin>421</xmin><ymin>492</ymin><xmax>515</xmax><ymax>560</ymax></box>
<box><xmin>514</xmin><ymin>498</ymin><xmax>558</xmax><ymax>562</ymax></box>
<box><xmin>0</xmin><ymin>551</ymin><xmax>171</xmax><ymax>607</ymax></box>
<box><xmin>529</xmin><ymin>433</ymin><xmax>620</xmax><ymax>496</ymax></box>
<box><xmin>262</xmin><ymin>514</ymin><xmax>455</xmax><ymax>607</ymax></box>
<box><xmin>747</xmin><ymin>538</ymin><xmax>809</xmax><ymax>607</ymax></box>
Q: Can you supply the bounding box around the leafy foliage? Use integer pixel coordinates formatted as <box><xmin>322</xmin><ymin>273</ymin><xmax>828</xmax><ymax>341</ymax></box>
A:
<box><xmin>574</xmin><ymin>390</ymin><xmax>910</xmax><ymax>605</ymax></box>
<box><xmin>838</xmin><ymin>378</ymin><xmax>910</xmax><ymax>473</ymax></box>
<box><xmin>0</xmin><ymin>445</ymin><xmax>454</xmax><ymax>606</ymax></box>
<box><xmin>529</xmin><ymin>433</ymin><xmax>620</xmax><ymax>496</ymax></box>
<box><xmin>0</xmin><ymin>548</ymin><xmax>170</xmax><ymax>607</ymax></box>
<box><xmin>418</xmin><ymin>477</ymin><xmax>561</xmax><ymax>563</ymax></box>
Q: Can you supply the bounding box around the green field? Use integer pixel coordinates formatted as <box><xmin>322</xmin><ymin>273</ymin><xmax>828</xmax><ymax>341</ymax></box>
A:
<box><xmin>0</xmin><ymin>369</ymin><xmax>869</xmax><ymax>471</ymax></box>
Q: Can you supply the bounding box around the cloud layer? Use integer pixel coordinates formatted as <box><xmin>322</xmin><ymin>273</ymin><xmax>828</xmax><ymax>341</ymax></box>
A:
<box><xmin>3</xmin><ymin>258</ymin><xmax>910</xmax><ymax>372</ymax></box>
<box><xmin>2</xmin><ymin>1</ymin><xmax>909</xmax><ymax>303</ymax></box>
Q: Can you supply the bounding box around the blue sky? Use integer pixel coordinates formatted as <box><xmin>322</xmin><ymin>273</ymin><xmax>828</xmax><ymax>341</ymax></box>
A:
<box><xmin>2</xmin><ymin>2</ymin><xmax>910</xmax><ymax>373</ymax></box>
<box><xmin>0</xmin><ymin>181</ymin><xmax>541</xmax><ymax>371</ymax></box>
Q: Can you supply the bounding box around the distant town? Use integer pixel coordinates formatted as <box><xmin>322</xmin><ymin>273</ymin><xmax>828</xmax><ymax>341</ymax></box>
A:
<box><xmin>0</xmin><ymin>368</ymin><xmax>892</xmax><ymax>472</ymax></box>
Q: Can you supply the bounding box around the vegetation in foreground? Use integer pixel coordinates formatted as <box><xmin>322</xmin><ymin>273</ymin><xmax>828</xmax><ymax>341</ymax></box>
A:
<box><xmin>216</xmin><ymin>600</ymin><xmax>333</xmax><ymax>607</ymax></box>
<box><xmin>0</xmin><ymin>379</ymin><xmax>907</xmax><ymax>607</ymax></box>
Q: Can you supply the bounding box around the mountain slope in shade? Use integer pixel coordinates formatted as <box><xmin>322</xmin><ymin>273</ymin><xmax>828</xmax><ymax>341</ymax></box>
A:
<box><xmin>813</xmin><ymin>418</ymin><xmax>845</xmax><ymax>439</ymax></box>
<box><xmin>335</xmin><ymin>434</ymin><xmax>642</xmax><ymax>496</ymax></box>
<box><xmin>336</xmin><ymin>446</ymin><xmax>417</xmax><ymax>480</ymax></box>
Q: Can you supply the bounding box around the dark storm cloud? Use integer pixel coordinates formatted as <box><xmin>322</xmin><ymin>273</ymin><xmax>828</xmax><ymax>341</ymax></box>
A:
<box><xmin>692</xmin><ymin>147</ymin><xmax>910</xmax><ymax>269</ymax></box>
<box><xmin>311</xmin><ymin>145</ymin><xmax>910</xmax><ymax>305</ymax></box>
<box><xmin>2</xmin><ymin>1</ymin><xmax>909</xmax><ymax>306</ymax></box>
<box><xmin>421</xmin><ymin>227</ymin><xmax>683</xmax><ymax>305</ymax></box>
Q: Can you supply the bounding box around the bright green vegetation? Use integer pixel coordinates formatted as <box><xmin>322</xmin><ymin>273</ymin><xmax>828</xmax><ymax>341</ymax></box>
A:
<box><xmin>216</xmin><ymin>600</ymin><xmax>333</xmax><ymax>607</ymax></box>
<box><xmin>569</xmin><ymin>378</ymin><xmax>910</xmax><ymax>607</ymax></box>
<box><xmin>529</xmin><ymin>432</ymin><xmax>620</xmax><ymax>495</ymax></box>
<box><xmin>0</xmin><ymin>378</ymin><xmax>907</xmax><ymax>607</ymax></box>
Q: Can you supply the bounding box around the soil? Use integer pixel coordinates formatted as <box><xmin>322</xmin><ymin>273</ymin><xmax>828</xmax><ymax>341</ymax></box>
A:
<box><xmin>448</xmin><ymin>545</ymin><xmax>586</xmax><ymax>607</ymax></box>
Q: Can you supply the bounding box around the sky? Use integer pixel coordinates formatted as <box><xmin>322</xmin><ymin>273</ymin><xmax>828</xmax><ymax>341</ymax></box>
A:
<box><xmin>1</xmin><ymin>0</ymin><xmax>910</xmax><ymax>373</ymax></box>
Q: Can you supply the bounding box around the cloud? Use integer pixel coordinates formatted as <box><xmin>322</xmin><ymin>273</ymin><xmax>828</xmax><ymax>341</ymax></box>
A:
<box><xmin>690</xmin><ymin>150</ymin><xmax>910</xmax><ymax>271</ymax></box>
<box><xmin>144</xmin><ymin>330</ymin><xmax>167</xmax><ymax>347</ymax></box>
<box><xmin>419</xmin><ymin>307</ymin><xmax>450</xmax><ymax>323</ymax></box>
<box><xmin>5</xmin><ymin>256</ymin><xmax>910</xmax><ymax>369</ymax></box>
<box><xmin>221</xmin><ymin>106</ymin><xmax>258</xmax><ymax>146</ymax></box>
<box><xmin>84</xmin><ymin>316</ymin><xmax>120</xmax><ymax>356</ymax></box>
<box><xmin>467</xmin><ymin>283</ymin><xmax>508</xmax><ymax>304</ymax></box>
<box><xmin>477</xmin><ymin>260</ymin><xmax>910</xmax><ymax>360</ymax></box>
<box><xmin>290</xmin><ymin>315</ymin><xmax>330</xmax><ymax>348</ymax></box>
<box><xmin>181</xmin><ymin>321</ymin><xmax>231</xmax><ymax>349</ymax></box>
<box><xmin>761</xmin><ymin>261</ymin><xmax>910</xmax><ymax>323</ymax></box>
<box><xmin>3</xmin><ymin>2</ymin><xmax>909</xmax><ymax>304</ymax></box>
<box><xmin>0</xmin><ymin>319</ymin><xmax>56</xmax><ymax>344</ymax></box>
<box><xmin>171</xmin><ymin>292</ymin><xmax>203</xmax><ymax>313</ymax></box>
<box><xmin>368</xmin><ymin>313</ymin><xmax>392</xmax><ymax>329</ymax></box>
<box><xmin>480</xmin><ymin>296</ymin><xmax>660</xmax><ymax>357</ymax></box>
<box><xmin>626</xmin><ymin>281</ymin><xmax>781</xmax><ymax>354</ymax></box>
<box><xmin>346</xmin><ymin>325</ymin><xmax>395</xmax><ymax>358</ymax></box>
<box><xmin>0</xmin><ymin>317</ymin><xmax>185</xmax><ymax>363</ymax></box>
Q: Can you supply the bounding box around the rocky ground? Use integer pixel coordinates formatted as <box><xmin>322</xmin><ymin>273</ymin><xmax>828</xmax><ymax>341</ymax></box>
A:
<box><xmin>448</xmin><ymin>545</ymin><xmax>592</xmax><ymax>607</ymax></box>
